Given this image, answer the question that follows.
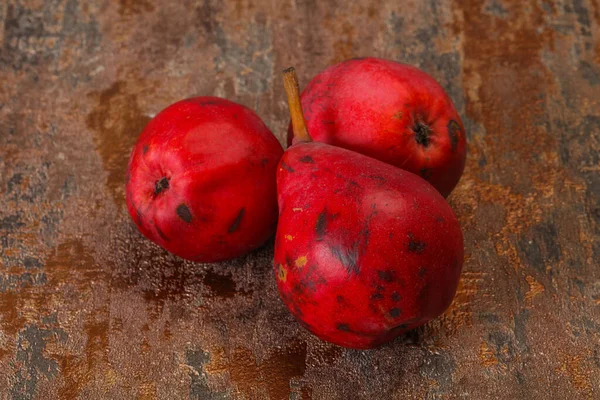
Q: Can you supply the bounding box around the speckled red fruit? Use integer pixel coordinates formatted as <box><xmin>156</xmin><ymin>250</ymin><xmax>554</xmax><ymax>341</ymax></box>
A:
<box><xmin>288</xmin><ymin>57</ymin><xmax>467</xmax><ymax>197</ymax></box>
<box><xmin>274</xmin><ymin>142</ymin><xmax>463</xmax><ymax>349</ymax></box>
<box><xmin>126</xmin><ymin>97</ymin><xmax>283</xmax><ymax>263</ymax></box>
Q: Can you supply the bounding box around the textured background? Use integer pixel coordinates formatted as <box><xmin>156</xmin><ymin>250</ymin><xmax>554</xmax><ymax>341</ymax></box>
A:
<box><xmin>1</xmin><ymin>0</ymin><xmax>599</xmax><ymax>399</ymax></box>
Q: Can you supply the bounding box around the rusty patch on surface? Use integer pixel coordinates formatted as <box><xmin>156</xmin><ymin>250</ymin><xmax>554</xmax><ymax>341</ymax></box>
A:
<box><xmin>86</xmin><ymin>81</ymin><xmax>151</xmax><ymax>207</ymax></box>
<box><xmin>206</xmin><ymin>340</ymin><xmax>308</xmax><ymax>399</ymax></box>
<box><xmin>478</xmin><ymin>340</ymin><xmax>498</xmax><ymax>367</ymax></box>
<box><xmin>556</xmin><ymin>355</ymin><xmax>594</xmax><ymax>397</ymax></box>
<box><xmin>331</xmin><ymin>22</ymin><xmax>357</xmax><ymax>64</ymax></box>
<box><xmin>203</xmin><ymin>269</ymin><xmax>251</xmax><ymax>298</ymax></box>
<box><xmin>525</xmin><ymin>275</ymin><xmax>545</xmax><ymax>302</ymax></box>
<box><xmin>118</xmin><ymin>0</ymin><xmax>155</xmax><ymax>16</ymax></box>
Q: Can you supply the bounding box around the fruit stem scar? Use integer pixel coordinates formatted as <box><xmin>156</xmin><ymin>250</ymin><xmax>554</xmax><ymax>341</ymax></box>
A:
<box><xmin>155</xmin><ymin>177</ymin><xmax>170</xmax><ymax>195</ymax></box>
<box><xmin>413</xmin><ymin>122</ymin><xmax>432</xmax><ymax>147</ymax></box>
<box><xmin>283</xmin><ymin>67</ymin><xmax>312</xmax><ymax>143</ymax></box>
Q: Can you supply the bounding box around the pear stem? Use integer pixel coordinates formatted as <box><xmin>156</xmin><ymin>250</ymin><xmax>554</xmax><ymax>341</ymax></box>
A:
<box><xmin>283</xmin><ymin>67</ymin><xmax>311</xmax><ymax>143</ymax></box>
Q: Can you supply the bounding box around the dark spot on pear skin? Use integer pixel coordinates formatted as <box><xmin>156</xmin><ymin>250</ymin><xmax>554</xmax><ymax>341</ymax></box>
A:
<box><xmin>330</xmin><ymin>245</ymin><xmax>359</xmax><ymax>275</ymax></box>
<box><xmin>360</xmin><ymin>208</ymin><xmax>376</xmax><ymax>249</ymax></box>
<box><xmin>155</xmin><ymin>225</ymin><xmax>170</xmax><ymax>241</ymax></box>
<box><xmin>336</xmin><ymin>295</ymin><xmax>345</xmax><ymax>304</ymax></box>
<box><xmin>260</xmin><ymin>158</ymin><xmax>269</xmax><ymax>167</ymax></box>
<box><xmin>360</xmin><ymin>227</ymin><xmax>370</xmax><ymax>247</ymax></box>
<box><xmin>326</xmin><ymin>166</ymin><xmax>361</xmax><ymax>188</ymax></box>
<box><xmin>447</xmin><ymin>120</ymin><xmax>461</xmax><ymax>152</ymax></box>
<box><xmin>299</xmin><ymin>155</ymin><xmax>315</xmax><ymax>164</ymax></box>
<box><xmin>418</xmin><ymin>266</ymin><xmax>427</xmax><ymax>277</ymax></box>
<box><xmin>143</xmin><ymin>144</ymin><xmax>149</xmax><ymax>154</ymax></box>
<box><xmin>390</xmin><ymin>308</ymin><xmax>402</xmax><ymax>318</ymax></box>
<box><xmin>316</xmin><ymin>210</ymin><xmax>327</xmax><ymax>239</ymax></box>
<box><xmin>337</xmin><ymin>323</ymin><xmax>351</xmax><ymax>332</ymax></box>
<box><xmin>292</xmin><ymin>284</ymin><xmax>307</xmax><ymax>297</ymax></box>
<box><xmin>419</xmin><ymin>167</ymin><xmax>432</xmax><ymax>180</ymax></box>
<box><xmin>176</xmin><ymin>204</ymin><xmax>193</xmax><ymax>223</ymax></box>
<box><xmin>315</xmin><ymin>210</ymin><xmax>340</xmax><ymax>240</ymax></box>
<box><xmin>367</xmin><ymin>175</ymin><xmax>386</xmax><ymax>184</ymax></box>
<box><xmin>435</xmin><ymin>215</ymin><xmax>445</xmax><ymax>223</ymax></box>
<box><xmin>371</xmin><ymin>292</ymin><xmax>384</xmax><ymax>300</ymax></box>
<box><xmin>322</xmin><ymin>120</ymin><xmax>335</xmax><ymax>125</ymax></box>
<box><xmin>302</xmin><ymin>266</ymin><xmax>327</xmax><ymax>292</ymax></box>
<box><xmin>228</xmin><ymin>208</ymin><xmax>245</xmax><ymax>233</ymax></box>
<box><xmin>281</xmin><ymin>161</ymin><xmax>295</xmax><ymax>172</ymax></box>
<box><xmin>407</xmin><ymin>233</ymin><xmax>427</xmax><ymax>254</ymax></box>
<box><xmin>299</xmin><ymin>277</ymin><xmax>317</xmax><ymax>293</ymax></box>
<box><xmin>392</xmin><ymin>292</ymin><xmax>401</xmax><ymax>302</ymax></box>
<box><xmin>377</xmin><ymin>270</ymin><xmax>395</xmax><ymax>283</ymax></box>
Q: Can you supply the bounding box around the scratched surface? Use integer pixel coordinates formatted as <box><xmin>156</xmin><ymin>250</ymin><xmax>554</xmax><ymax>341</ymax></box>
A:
<box><xmin>0</xmin><ymin>0</ymin><xmax>599</xmax><ymax>399</ymax></box>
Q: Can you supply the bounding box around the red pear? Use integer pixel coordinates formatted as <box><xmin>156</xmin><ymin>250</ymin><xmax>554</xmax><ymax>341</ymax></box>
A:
<box><xmin>275</xmin><ymin>69</ymin><xmax>464</xmax><ymax>349</ymax></box>
<box><xmin>126</xmin><ymin>97</ymin><xmax>283</xmax><ymax>262</ymax></box>
<box><xmin>288</xmin><ymin>57</ymin><xmax>467</xmax><ymax>197</ymax></box>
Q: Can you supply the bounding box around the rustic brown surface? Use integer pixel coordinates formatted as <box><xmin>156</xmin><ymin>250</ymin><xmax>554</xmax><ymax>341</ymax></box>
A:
<box><xmin>0</xmin><ymin>0</ymin><xmax>599</xmax><ymax>398</ymax></box>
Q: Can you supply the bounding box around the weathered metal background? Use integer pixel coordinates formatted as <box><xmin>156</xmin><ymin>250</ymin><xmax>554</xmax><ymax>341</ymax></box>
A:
<box><xmin>0</xmin><ymin>0</ymin><xmax>599</xmax><ymax>398</ymax></box>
